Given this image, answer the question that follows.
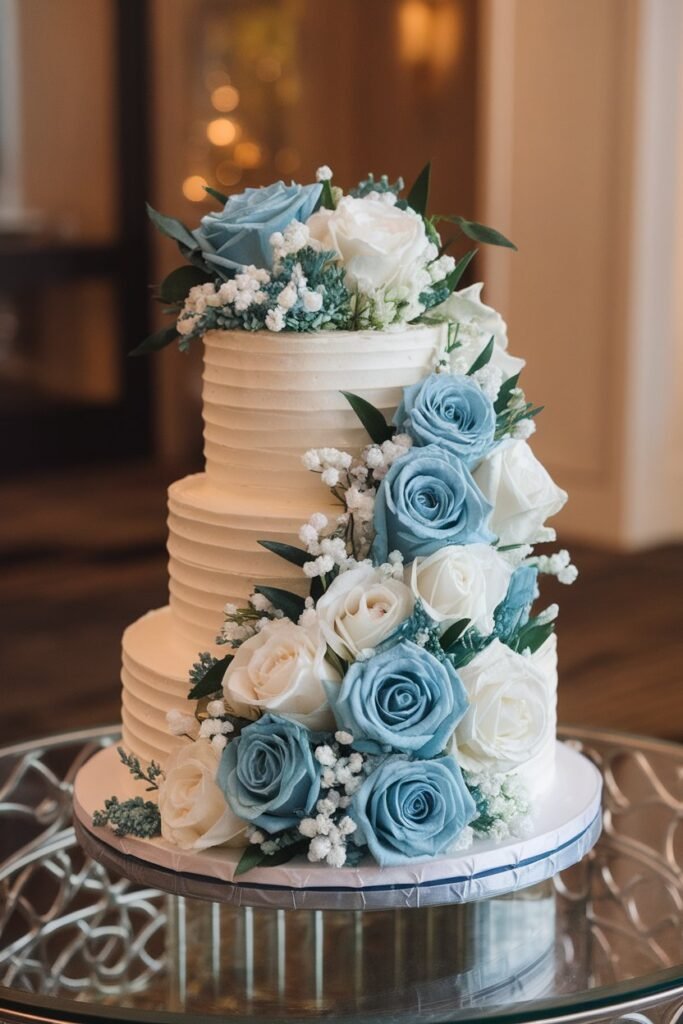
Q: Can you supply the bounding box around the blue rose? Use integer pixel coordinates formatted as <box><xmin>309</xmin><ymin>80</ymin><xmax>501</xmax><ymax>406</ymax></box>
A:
<box><xmin>371</xmin><ymin>445</ymin><xmax>494</xmax><ymax>564</ymax></box>
<box><xmin>331</xmin><ymin>641</ymin><xmax>468</xmax><ymax>758</ymax></box>
<box><xmin>394</xmin><ymin>373</ymin><xmax>496</xmax><ymax>465</ymax></box>
<box><xmin>217</xmin><ymin>713</ymin><xmax>320</xmax><ymax>833</ymax></box>
<box><xmin>352</xmin><ymin>755</ymin><xmax>476</xmax><ymax>866</ymax></box>
<box><xmin>194</xmin><ymin>181</ymin><xmax>322</xmax><ymax>273</ymax></box>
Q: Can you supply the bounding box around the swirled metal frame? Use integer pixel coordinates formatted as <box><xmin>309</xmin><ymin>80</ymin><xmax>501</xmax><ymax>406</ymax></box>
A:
<box><xmin>0</xmin><ymin>725</ymin><xmax>680</xmax><ymax>1024</ymax></box>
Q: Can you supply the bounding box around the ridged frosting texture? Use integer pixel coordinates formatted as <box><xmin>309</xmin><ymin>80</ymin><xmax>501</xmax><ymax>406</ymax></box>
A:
<box><xmin>122</xmin><ymin>326</ymin><xmax>445</xmax><ymax>761</ymax></box>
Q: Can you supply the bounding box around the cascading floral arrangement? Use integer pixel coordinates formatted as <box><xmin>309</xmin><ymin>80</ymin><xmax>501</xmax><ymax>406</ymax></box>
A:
<box><xmin>97</xmin><ymin>165</ymin><xmax>578</xmax><ymax>875</ymax></box>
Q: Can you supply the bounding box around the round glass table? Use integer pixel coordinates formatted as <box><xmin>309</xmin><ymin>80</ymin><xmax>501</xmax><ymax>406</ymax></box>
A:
<box><xmin>0</xmin><ymin>726</ymin><xmax>681</xmax><ymax>1024</ymax></box>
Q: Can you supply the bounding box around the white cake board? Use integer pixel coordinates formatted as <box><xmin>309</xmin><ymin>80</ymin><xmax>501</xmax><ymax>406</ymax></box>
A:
<box><xmin>73</xmin><ymin>740</ymin><xmax>602</xmax><ymax>910</ymax></box>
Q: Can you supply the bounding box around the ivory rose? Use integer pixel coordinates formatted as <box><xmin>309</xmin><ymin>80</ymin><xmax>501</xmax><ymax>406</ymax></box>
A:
<box><xmin>454</xmin><ymin>637</ymin><xmax>557</xmax><ymax>775</ymax></box>
<box><xmin>473</xmin><ymin>440</ymin><xmax>567</xmax><ymax>546</ymax></box>
<box><xmin>410</xmin><ymin>544</ymin><xmax>512</xmax><ymax>635</ymax></box>
<box><xmin>306</xmin><ymin>195</ymin><xmax>433</xmax><ymax>295</ymax></box>
<box><xmin>158</xmin><ymin>740</ymin><xmax>247</xmax><ymax>851</ymax></box>
<box><xmin>315</xmin><ymin>563</ymin><xmax>414</xmax><ymax>660</ymax></box>
<box><xmin>222</xmin><ymin>618</ymin><xmax>340</xmax><ymax>730</ymax></box>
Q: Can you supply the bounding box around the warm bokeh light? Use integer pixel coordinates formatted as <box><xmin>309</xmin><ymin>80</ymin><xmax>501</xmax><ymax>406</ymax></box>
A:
<box><xmin>275</xmin><ymin>146</ymin><xmax>301</xmax><ymax>175</ymax></box>
<box><xmin>204</xmin><ymin>67</ymin><xmax>231</xmax><ymax>91</ymax></box>
<box><xmin>181</xmin><ymin>175</ymin><xmax>208</xmax><ymax>202</ymax></box>
<box><xmin>211</xmin><ymin>84</ymin><xmax>240</xmax><ymax>112</ymax></box>
<box><xmin>256</xmin><ymin>55</ymin><xmax>282</xmax><ymax>82</ymax></box>
<box><xmin>216</xmin><ymin>160</ymin><xmax>242</xmax><ymax>187</ymax></box>
<box><xmin>206</xmin><ymin>117</ymin><xmax>238</xmax><ymax>146</ymax></box>
<box><xmin>398</xmin><ymin>0</ymin><xmax>462</xmax><ymax>76</ymax></box>
<box><xmin>233</xmin><ymin>141</ymin><xmax>263</xmax><ymax>169</ymax></box>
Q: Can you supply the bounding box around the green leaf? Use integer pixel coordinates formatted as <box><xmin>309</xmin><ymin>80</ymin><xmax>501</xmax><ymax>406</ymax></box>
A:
<box><xmin>254</xmin><ymin>586</ymin><xmax>306</xmax><ymax>621</ymax></box>
<box><xmin>494</xmin><ymin>372</ymin><xmax>520</xmax><ymax>413</ymax></box>
<box><xmin>407</xmin><ymin>161</ymin><xmax>431</xmax><ymax>216</ymax></box>
<box><xmin>320</xmin><ymin>179</ymin><xmax>336</xmax><ymax>210</ymax></box>
<box><xmin>511</xmin><ymin>620</ymin><xmax>555</xmax><ymax>655</ymax></box>
<box><xmin>204</xmin><ymin>185</ymin><xmax>229</xmax><ymax>205</ymax></box>
<box><xmin>440</xmin><ymin>619</ymin><xmax>470</xmax><ymax>652</ymax></box>
<box><xmin>188</xmin><ymin>655</ymin><xmax>233</xmax><ymax>701</ymax></box>
<box><xmin>325</xmin><ymin>646</ymin><xmax>348</xmax><ymax>678</ymax></box>
<box><xmin>146</xmin><ymin>203</ymin><xmax>198</xmax><ymax>250</ymax></box>
<box><xmin>235</xmin><ymin>839</ymin><xmax>308</xmax><ymax>877</ymax></box>
<box><xmin>466</xmin><ymin>337</ymin><xmax>495</xmax><ymax>375</ymax></box>
<box><xmin>258</xmin><ymin>539</ymin><xmax>310</xmax><ymax>568</ymax></box>
<box><xmin>158</xmin><ymin>265</ymin><xmax>212</xmax><ymax>304</ymax></box>
<box><xmin>341</xmin><ymin>391</ymin><xmax>393</xmax><ymax>444</ymax></box>
<box><xmin>444</xmin><ymin>249</ymin><xmax>477</xmax><ymax>293</ymax></box>
<box><xmin>129</xmin><ymin>325</ymin><xmax>178</xmax><ymax>357</ymax></box>
<box><xmin>444</xmin><ymin>215</ymin><xmax>517</xmax><ymax>250</ymax></box>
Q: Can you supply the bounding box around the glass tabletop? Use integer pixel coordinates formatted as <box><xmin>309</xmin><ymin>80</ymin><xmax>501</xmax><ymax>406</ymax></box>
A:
<box><xmin>0</xmin><ymin>726</ymin><xmax>681</xmax><ymax>1024</ymax></box>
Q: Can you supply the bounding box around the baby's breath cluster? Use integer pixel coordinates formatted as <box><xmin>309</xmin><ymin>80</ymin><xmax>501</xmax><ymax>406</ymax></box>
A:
<box><xmin>465</xmin><ymin>771</ymin><xmax>532</xmax><ymax>842</ymax></box>
<box><xmin>528</xmin><ymin>548</ymin><xmax>578</xmax><ymax>585</ymax></box>
<box><xmin>296</xmin><ymin>732</ymin><xmax>367</xmax><ymax>867</ymax></box>
<box><xmin>218</xmin><ymin>592</ymin><xmax>283</xmax><ymax>646</ymax></box>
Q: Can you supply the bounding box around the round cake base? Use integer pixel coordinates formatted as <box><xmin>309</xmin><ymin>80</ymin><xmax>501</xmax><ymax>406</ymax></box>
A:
<box><xmin>73</xmin><ymin>740</ymin><xmax>601</xmax><ymax>911</ymax></box>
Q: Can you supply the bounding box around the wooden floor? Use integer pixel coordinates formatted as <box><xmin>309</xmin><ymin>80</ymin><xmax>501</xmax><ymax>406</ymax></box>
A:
<box><xmin>1</xmin><ymin>462</ymin><xmax>681</xmax><ymax>746</ymax></box>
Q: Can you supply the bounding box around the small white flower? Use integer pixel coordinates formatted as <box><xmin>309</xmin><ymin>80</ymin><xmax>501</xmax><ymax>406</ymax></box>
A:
<box><xmin>277</xmin><ymin>283</ymin><xmax>298</xmax><ymax>309</ymax></box>
<box><xmin>299</xmin><ymin>818</ymin><xmax>318</xmax><ymax>839</ymax></box>
<box><xmin>206</xmin><ymin>699</ymin><xmax>225</xmax><ymax>718</ymax></box>
<box><xmin>316</xmin><ymin>165</ymin><xmax>333</xmax><ymax>182</ymax></box>
<box><xmin>315</xmin><ymin>744</ymin><xmax>337</xmax><ymax>767</ymax></box>
<box><xmin>321</xmin><ymin>467</ymin><xmax>340</xmax><ymax>487</ymax></box>
<box><xmin>321</xmin><ymin>767</ymin><xmax>337</xmax><ymax>788</ymax></box>
<box><xmin>265</xmin><ymin>307</ymin><xmax>285</xmax><ymax>332</ymax></box>
<box><xmin>512</xmin><ymin>418</ymin><xmax>537</xmax><ymax>440</ymax></box>
<box><xmin>166</xmin><ymin>709</ymin><xmax>197</xmax><ymax>737</ymax></box>
<box><xmin>249</xmin><ymin>828</ymin><xmax>266</xmax><ymax>845</ymax></box>
<box><xmin>326</xmin><ymin>844</ymin><xmax>347</xmax><ymax>868</ymax></box>
<box><xmin>199</xmin><ymin>719</ymin><xmax>221</xmax><ymax>739</ymax></box>
<box><xmin>364</xmin><ymin>446</ymin><xmax>384</xmax><ymax>469</ymax></box>
<box><xmin>250</xmin><ymin>592</ymin><xmax>272</xmax><ymax>613</ymax></box>
<box><xmin>302</xmin><ymin>289</ymin><xmax>324</xmax><ymax>312</ymax></box>
<box><xmin>211</xmin><ymin>734</ymin><xmax>227</xmax><ymax>753</ymax></box>
<box><xmin>338</xmin><ymin>816</ymin><xmax>357</xmax><ymax>836</ymax></box>
<box><xmin>308</xmin><ymin>836</ymin><xmax>332</xmax><ymax>861</ymax></box>
<box><xmin>220</xmin><ymin>720</ymin><xmax>235</xmax><ymax>734</ymax></box>
<box><xmin>310</xmin><ymin>512</ymin><xmax>328</xmax><ymax>531</ymax></box>
<box><xmin>348</xmin><ymin>752</ymin><xmax>363</xmax><ymax>773</ymax></box>
<box><xmin>316</xmin><ymin>798</ymin><xmax>336</xmax><ymax>816</ymax></box>
<box><xmin>335</xmin><ymin>730</ymin><xmax>354</xmax><ymax>745</ymax></box>
<box><xmin>298</xmin><ymin>607</ymin><xmax>318</xmax><ymax>628</ymax></box>
<box><xmin>558</xmin><ymin>565</ymin><xmax>579</xmax><ymax>584</ymax></box>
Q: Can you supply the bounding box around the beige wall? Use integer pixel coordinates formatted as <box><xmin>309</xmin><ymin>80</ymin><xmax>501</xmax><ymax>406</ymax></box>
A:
<box><xmin>479</xmin><ymin>0</ymin><xmax>683</xmax><ymax>548</ymax></box>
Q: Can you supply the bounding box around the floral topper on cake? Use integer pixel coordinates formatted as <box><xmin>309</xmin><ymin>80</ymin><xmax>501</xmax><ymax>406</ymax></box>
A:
<box><xmin>97</xmin><ymin>167</ymin><xmax>579</xmax><ymax>874</ymax></box>
<box><xmin>131</xmin><ymin>163</ymin><xmax>516</xmax><ymax>354</ymax></box>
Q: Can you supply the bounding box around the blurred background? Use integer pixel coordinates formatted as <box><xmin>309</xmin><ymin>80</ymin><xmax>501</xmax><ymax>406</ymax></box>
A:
<box><xmin>1</xmin><ymin>0</ymin><xmax>681</xmax><ymax>745</ymax></box>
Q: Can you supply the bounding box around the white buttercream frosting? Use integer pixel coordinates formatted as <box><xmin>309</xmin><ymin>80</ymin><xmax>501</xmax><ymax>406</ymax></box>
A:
<box><xmin>122</xmin><ymin>326</ymin><xmax>447</xmax><ymax>760</ymax></box>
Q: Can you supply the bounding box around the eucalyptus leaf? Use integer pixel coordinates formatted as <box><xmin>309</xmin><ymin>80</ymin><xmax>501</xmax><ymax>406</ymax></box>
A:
<box><xmin>146</xmin><ymin>203</ymin><xmax>198</xmax><ymax>250</ymax></box>
<box><xmin>494</xmin><ymin>372</ymin><xmax>520</xmax><ymax>413</ymax></box>
<box><xmin>188</xmin><ymin>655</ymin><xmax>233</xmax><ymax>700</ymax></box>
<box><xmin>466</xmin><ymin>337</ymin><xmax>494</xmax><ymax>375</ymax></box>
<box><xmin>235</xmin><ymin>839</ymin><xmax>309</xmax><ymax>877</ymax></box>
<box><xmin>406</xmin><ymin>162</ymin><xmax>431</xmax><ymax>216</ymax></box>
<box><xmin>340</xmin><ymin>391</ymin><xmax>393</xmax><ymax>444</ymax></box>
<box><xmin>254</xmin><ymin>586</ymin><xmax>306</xmax><ymax>621</ymax></box>
<box><xmin>321</xmin><ymin>179</ymin><xmax>336</xmax><ymax>210</ymax></box>
<box><xmin>444</xmin><ymin>249</ymin><xmax>477</xmax><ymax>294</ymax></box>
<box><xmin>158</xmin><ymin>265</ymin><xmax>213</xmax><ymax>304</ymax></box>
<box><xmin>204</xmin><ymin>185</ymin><xmax>229</xmax><ymax>205</ymax></box>
<box><xmin>258</xmin><ymin>539</ymin><xmax>310</xmax><ymax>568</ymax></box>
<box><xmin>510</xmin><ymin>620</ymin><xmax>555</xmax><ymax>656</ymax></box>
<box><xmin>440</xmin><ymin>619</ymin><xmax>471</xmax><ymax>652</ymax></box>
<box><xmin>129</xmin><ymin>325</ymin><xmax>178</xmax><ymax>357</ymax></box>
<box><xmin>445</xmin><ymin>215</ymin><xmax>517</xmax><ymax>250</ymax></box>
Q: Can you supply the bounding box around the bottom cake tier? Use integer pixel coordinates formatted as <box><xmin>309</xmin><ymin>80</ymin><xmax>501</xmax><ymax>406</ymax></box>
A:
<box><xmin>73</xmin><ymin>739</ymin><xmax>602</xmax><ymax>909</ymax></box>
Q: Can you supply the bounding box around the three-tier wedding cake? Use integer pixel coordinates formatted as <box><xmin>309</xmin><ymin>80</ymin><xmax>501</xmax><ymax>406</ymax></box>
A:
<box><xmin>78</xmin><ymin>165</ymin><xmax>600</xmax><ymax>886</ymax></box>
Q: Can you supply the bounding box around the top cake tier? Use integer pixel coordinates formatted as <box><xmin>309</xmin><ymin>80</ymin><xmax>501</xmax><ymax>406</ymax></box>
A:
<box><xmin>201</xmin><ymin>324</ymin><xmax>445</xmax><ymax>495</ymax></box>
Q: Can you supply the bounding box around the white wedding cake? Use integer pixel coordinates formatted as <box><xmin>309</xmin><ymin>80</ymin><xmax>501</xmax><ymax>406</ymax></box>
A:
<box><xmin>82</xmin><ymin>165</ymin><xmax>593</xmax><ymax>881</ymax></box>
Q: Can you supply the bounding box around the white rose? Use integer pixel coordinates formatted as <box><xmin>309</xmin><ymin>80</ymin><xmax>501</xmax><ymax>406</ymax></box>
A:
<box><xmin>434</xmin><ymin>283</ymin><xmax>525</xmax><ymax>379</ymax></box>
<box><xmin>315</xmin><ymin>563</ymin><xmax>414</xmax><ymax>661</ymax></box>
<box><xmin>306</xmin><ymin>195</ymin><xmax>432</xmax><ymax>295</ymax></box>
<box><xmin>454</xmin><ymin>637</ymin><xmax>557</xmax><ymax>774</ymax></box>
<box><xmin>473</xmin><ymin>440</ymin><xmax>567</xmax><ymax>546</ymax></box>
<box><xmin>410</xmin><ymin>544</ymin><xmax>512</xmax><ymax>635</ymax></box>
<box><xmin>222</xmin><ymin>618</ymin><xmax>340</xmax><ymax>730</ymax></box>
<box><xmin>158</xmin><ymin>739</ymin><xmax>247</xmax><ymax>851</ymax></box>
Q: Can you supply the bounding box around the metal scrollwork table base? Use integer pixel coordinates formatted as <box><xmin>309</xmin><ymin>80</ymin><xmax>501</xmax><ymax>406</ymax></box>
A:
<box><xmin>0</xmin><ymin>725</ymin><xmax>681</xmax><ymax>1024</ymax></box>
